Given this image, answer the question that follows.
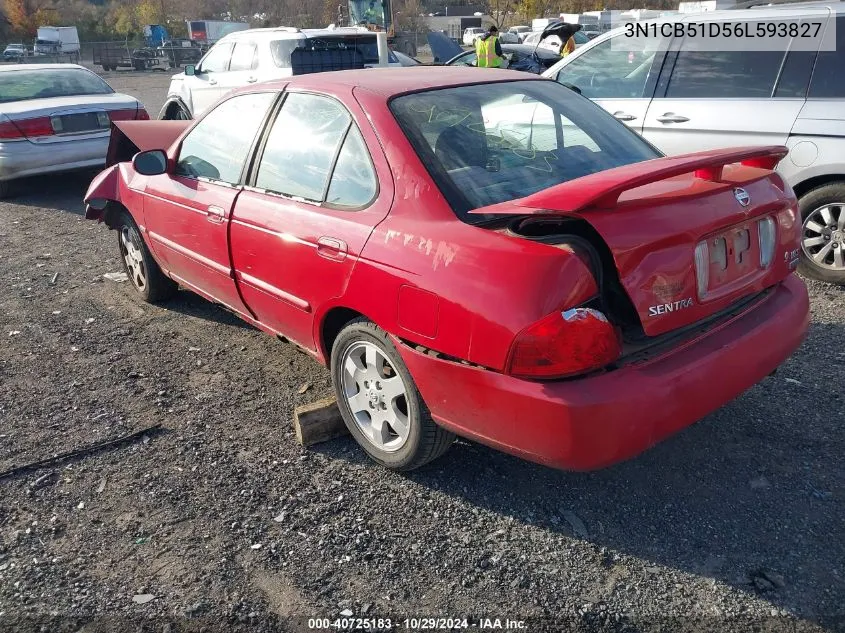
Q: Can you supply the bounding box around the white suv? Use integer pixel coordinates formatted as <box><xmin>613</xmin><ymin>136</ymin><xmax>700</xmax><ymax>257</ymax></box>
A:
<box><xmin>543</xmin><ymin>2</ymin><xmax>845</xmax><ymax>283</ymax></box>
<box><xmin>462</xmin><ymin>28</ymin><xmax>485</xmax><ymax>46</ymax></box>
<box><xmin>160</xmin><ymin>26</ymin><xmax>400</xmax><ymax>122</ymax></box>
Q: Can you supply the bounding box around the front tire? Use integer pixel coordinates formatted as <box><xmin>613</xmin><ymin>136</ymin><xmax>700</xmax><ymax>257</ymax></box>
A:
<box><xmin>331</xmin><ymin>319</ymin><xmax>455</xmax><ymax>471</ymax></box>
<box><xmin>162</xmin><ymin>102</ymin><xmax>191</xmax><ymax>120</ymax></box>
<box><xmin>798</xmin><ymin>182</ymin><xmax>845</xmax><ymax>284</ymax></box>
<box><xmin>115</xmin><ymin>210</ymin><xmax>177</xmax><ymax>303</ymax></box>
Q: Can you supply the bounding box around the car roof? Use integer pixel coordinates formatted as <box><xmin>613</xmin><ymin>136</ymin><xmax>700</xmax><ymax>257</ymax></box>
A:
<box><xmin>732</xmin><ymin>0</ymin><xmax>845</xmax><ymax>10</ymax></box>
<box><xmin>257</xmin><ymin>66</ymin><xmax>537</xmax><ymax>98</ymax></box>
<box><xmin>220</xmin><ymin>25</ymin><xmax>377</xmax><ymax>41</ymax></box>
<box><xmin>0</xmin><ymin>63</ymin><xmax>86</xmax><ymax>73</ymax></box>
<box><xmin>624</xmin><ymin>0</ymin><xmax>844</xmax><ymax>22</ymax></box>
<box><xmin>502</xmin><ymin>44</ymin><xmax>561</xmax><ymax>58</ymax></box>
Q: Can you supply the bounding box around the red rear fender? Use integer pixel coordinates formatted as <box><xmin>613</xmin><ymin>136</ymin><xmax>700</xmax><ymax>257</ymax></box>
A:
<box><xmin>84</xmin><ymin>165</ymin><xmax>120</xmax><ymax>222</ymax></box>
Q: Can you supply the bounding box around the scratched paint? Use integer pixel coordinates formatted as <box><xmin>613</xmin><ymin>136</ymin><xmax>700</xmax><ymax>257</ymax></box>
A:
<box><xmin>432</xmin><ymin>241</ymin><xmax>458</xmax><ymax>270</ymax></box>
<box><xmin>384</xmin><ymin>230</ymin><xmax>459</xmax><ymax>270</ymax></box>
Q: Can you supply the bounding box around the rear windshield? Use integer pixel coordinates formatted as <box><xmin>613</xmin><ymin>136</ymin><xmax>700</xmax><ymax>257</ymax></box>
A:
<box><xmin>270</xmin><ymin>36</ymin><xmax>397</xmax><ymax>68</ymax></box>
<box><xmin>0</xmin><ymin>68</ymin><xmax>113</xmax><ymax>104</ymax></box>
<box><xmin>390</xmin><ymin>80</ymin><xmax>659</xmax><ymax>221</ymax></box>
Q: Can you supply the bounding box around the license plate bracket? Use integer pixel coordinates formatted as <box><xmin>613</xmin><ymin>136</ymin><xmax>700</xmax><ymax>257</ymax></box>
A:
<box><xmin>53</xmin><ymin>112</ymin><xmax>108</xmax><ymax>134</ymax></box>
<box><xmin>704</xmin><ymin>222</ymin><xmax>761</xmax><ymax>296</ymax></box>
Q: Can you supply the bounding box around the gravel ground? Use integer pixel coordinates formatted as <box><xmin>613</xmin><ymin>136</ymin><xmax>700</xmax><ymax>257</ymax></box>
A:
<box><xmin>0</xmin><ymin>70</ymin><xmax>843</xmax><ymax>633</ymax></box>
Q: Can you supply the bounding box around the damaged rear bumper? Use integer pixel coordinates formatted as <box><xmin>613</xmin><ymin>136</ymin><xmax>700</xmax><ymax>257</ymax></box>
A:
<box><xmin>396</xmin><ymin>275</ymin><xmax>809</xmax><ymax>471</ymax></box>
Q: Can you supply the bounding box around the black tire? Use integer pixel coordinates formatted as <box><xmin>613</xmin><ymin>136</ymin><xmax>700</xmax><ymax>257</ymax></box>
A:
<box><xmin>0</xmin><ymin>180</ymin><xmax>11</xmax><ymax>199</ymax></box>
<box><xmin>797</xmin><ymin>182</ymin><xmax>845</xmax><ymax>285</ymax></box>
<box><xmin>331</xmin><ymin>319</ymin><xmax>455</xmax><ymax>471</ymax></box>
<box><xmin>115</xmin><ymin>210</ymin><xmax>177</xmax><ymax>303</ymax></box>
<box><xmin>162</xmin><ymin>102</ymin><xmax>191</xmax><ymax>120</ymax></box>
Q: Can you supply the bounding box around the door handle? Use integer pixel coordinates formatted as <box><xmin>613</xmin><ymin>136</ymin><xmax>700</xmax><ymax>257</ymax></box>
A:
<box><xmin>656</xmin><ymin>113</ymin><xmax>689</xmax><ymax>124</ymax></box>
<box><xmin>206</xmin><ymin>205</ymin><xmax>225</xmax><ymax>224</ymax></box>
<box><xmin>612</xmin><ymin>111</ymin><xmax>637</xmax><ymax>121</ymax></box>
<box><xmin>317</xmin><ymin>236</ymin><xmax>348</xmax><ymax>261</ymax></box>
<box><xmin>246</xmin><ymin>77</ymin><xmax>257</xmax><ymax>83</ymax></box>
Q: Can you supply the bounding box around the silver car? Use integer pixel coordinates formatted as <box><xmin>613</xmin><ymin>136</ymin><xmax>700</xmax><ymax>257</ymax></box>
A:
<box><xmin>543</xmin><ymin>3</ymin><xmax>845</xmax><ymax>284</ymax></box>
<box><xmin>0</xmin><ymin>64</ymin><xmax>148</xmax><ymax>199</ymax></box>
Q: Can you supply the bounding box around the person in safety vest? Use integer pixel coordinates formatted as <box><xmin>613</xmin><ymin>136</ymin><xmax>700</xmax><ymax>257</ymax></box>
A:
<box><xmin>475</xmin><ymin>26</ymin><xmax>503</xmax><ymax>68</ymax></box>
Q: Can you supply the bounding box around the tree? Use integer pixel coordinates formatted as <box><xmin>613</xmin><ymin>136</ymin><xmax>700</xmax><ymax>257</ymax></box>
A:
<box><xmin>487</xmin><ymin>0</ymin><xmax>517</xmax><ymax>29</ymax></box>
<box><xmin>135</xmin><ymin>0</ymin><xmax>164</xmax><ymax>26</ymax></box>
<box><xmin>109</xmin><ymin>2</ymin><xmax>136</xmax><ymax>37</ymax></box>
<box><xmin>395</xmin><ymin>0</ymin><xmax>426</xmax><ymax>33</ymax></box>
<box><xmin>3</xmin><ymin>0</ymin><xmax>32</xmax><ymax>35</ymax></box>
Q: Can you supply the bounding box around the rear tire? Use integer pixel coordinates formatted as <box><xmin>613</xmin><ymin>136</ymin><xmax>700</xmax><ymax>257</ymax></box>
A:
<box><xmin>162</xmin><ymin>102</ymin><xmax>191</xmax><ymax>120</ymax></box>
<box><xmin>115</xmin><ymin>210</ymin><xmax>177</xmax><ymax>303</ymax></box>
<box><xmin>331</xmin><ymin>319</ymin><xmax>455</xmax><ymax>471</ymax></box>
<box><xmin>797</xmin><ymin>182</ymin><xmax>845</xmax><ymax>285</ymax></box>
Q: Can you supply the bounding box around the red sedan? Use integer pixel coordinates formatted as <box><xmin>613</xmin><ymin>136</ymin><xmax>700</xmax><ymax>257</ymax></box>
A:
<box><xmin>84</xmin><ymin>68</ymin><xmax>809</xmax><ymax>471</ymax></box>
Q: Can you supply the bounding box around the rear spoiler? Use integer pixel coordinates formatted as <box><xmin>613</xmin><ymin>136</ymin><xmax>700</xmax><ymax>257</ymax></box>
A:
<box><xmin>469</xmin><ymin>146</ymin><xmax>788</xmax><ymax>215</ymax></box>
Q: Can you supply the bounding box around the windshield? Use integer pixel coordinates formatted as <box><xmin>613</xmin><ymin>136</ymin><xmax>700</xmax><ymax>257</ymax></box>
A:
<box><xmin>0</xmin><ymin>68</ymin><xmax>113</xmax><ymax>104</ymax></box>
<box><xmin>390</xmin><ymin>80</ymin><xmax>658</xmax><ymax>221</ymax></box>
<box><xmin>348</xmin><ymin>0</ymin><xmax>392</xmax><ymax>31</ymax></box>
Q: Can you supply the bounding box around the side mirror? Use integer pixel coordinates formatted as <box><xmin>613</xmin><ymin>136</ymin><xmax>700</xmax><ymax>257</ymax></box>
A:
<box><xmin>133</xmin><ymin>149</ymin><xmax>168</xmax><ymax>176</ymax></box>
<box><xmin>185</xmin><ymin>64</ymin><xmax>196</xmax><ymax>76</ymax></box>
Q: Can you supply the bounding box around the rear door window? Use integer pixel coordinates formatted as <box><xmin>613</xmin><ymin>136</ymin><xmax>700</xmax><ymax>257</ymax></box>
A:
<box><xmin>229</xmin><ymin>41</ymin><xmax>257</xmax><ymax>71</ymax></box>
<box><xmin>664</xmin><ymin>49</ymin><xmax>785</xmax><ymax>99</ymax></box>
<box><xmin>325</xmin><ymin>126</ymin><xmax>378</xmax><ymax>209</ymax></box>
<box><xmin>808</xmin><ymin>16</ymin><xmax>845</xmax><ymax>98</ymax></box>
<box><xmin>254</xmin><ymin>93</ymin><xmax>351</xmax><ymax>201</ymax></box>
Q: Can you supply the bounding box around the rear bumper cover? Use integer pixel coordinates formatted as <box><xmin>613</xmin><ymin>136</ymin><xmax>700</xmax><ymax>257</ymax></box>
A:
<box><xmin>396</xmin><ymin>275</ymin><xmax>810</xmax><ymax>471</ymax></box>
<box><xmin>0</xmin><ymin>136</ymin><xmax>108</xmax><ymax>181</ymax></box>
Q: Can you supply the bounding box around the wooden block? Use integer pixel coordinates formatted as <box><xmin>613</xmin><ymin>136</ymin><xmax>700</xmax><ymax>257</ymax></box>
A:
<box><xmin>293</xmin><ymin>397</ymin><xmax>349</xmax><ymax>447</ymax></box>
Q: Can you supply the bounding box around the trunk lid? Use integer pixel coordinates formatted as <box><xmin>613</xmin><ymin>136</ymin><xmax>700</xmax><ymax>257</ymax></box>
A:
<box><xmin>472</xmin><ymin>146</ymin><xmax>800</xmax><ymax>337</ymax></box>
<box><xmin>1</xmin><ymin>94</ymin><xmax>141</xmax><ymax>145</ymax></box>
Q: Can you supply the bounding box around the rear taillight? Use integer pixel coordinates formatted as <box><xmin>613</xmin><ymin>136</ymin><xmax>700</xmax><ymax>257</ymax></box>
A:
<box><xmin>507</xmin><ymin>307</ymin><xmax>621</xmax><ymax>380</ymax></box>
<box><xmin>757</xmin><ymin>216</ymin><xmax>776</xmax><ymax>268</ymax></box>
<box><xmin>0</xmin><ymin>120</ymin><xmax>22</xmax><ymax>140</ymax></box>
<box><xmin>136</xmin><ymin>108</ymin><xmax>150</xmax><ymax>120</ymax></box>
<box><xmin>0</xmin><ymin>116</ymin><xmax>53</xmax><ymax>140</ymax></box>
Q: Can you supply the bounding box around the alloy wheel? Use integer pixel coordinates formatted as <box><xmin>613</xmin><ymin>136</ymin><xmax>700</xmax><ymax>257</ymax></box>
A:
<box><xmin>120</xmin><ymin>227</ymin><xmax>147</xmax><ymax>292</ymax></box>
<box><xmin>802</xmin><ymin>203</ymin><xmax>845</xmax><ymax>271</ymax></box>
<box><xmin>340</xmin><ymin>341</ymin><xmax>410</xmax><ymax>453</ymax></box>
